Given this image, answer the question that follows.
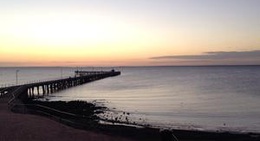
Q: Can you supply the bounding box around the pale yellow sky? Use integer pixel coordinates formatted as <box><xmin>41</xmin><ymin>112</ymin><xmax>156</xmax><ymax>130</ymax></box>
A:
<box><xmin>0</xmin><ymin>0</ymin><xmax>259</xmax><ymax>66</ymax></box>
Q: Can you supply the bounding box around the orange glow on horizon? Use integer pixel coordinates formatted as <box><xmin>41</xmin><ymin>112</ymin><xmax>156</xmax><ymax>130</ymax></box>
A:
<box><xmin>1</xmin><ymin>3</ymin><xmax>260</xmax><ymax>66</ymax></box>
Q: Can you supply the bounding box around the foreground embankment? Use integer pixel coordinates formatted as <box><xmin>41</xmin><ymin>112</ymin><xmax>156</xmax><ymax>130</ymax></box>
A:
<box><xmin>0</xmin><ymin>98</ymin><xmax>134</xmax><ymax>141</ymax></box>
<box><xmin>24</xmin><ymin>100</ymin><xmax>260</xmax><ymax>141</ymax></box>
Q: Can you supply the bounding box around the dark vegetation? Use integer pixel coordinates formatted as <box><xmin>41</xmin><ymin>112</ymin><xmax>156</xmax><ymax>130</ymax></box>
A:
<box><xmin>24</xmin><ymin>100</ymin><xmax>106</xmax><ymax>129</ymax></box>
<box><xmin>26</xmin><ymin>100</ymin><xmax>105</xmax><ymax>117</ymax></box>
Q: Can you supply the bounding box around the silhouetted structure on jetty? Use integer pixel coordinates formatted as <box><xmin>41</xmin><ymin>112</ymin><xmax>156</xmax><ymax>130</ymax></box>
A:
<box><xmin>0</xmin><ymin>70</ymin><xmax>120</xmax><ymax>101</ymax></box>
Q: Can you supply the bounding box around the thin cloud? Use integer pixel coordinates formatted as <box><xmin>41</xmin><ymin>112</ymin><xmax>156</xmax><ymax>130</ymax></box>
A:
<box><xmin>150</xmin><ymin>50</ymin><xmax>260</xmax><ymax>60</ymax></box>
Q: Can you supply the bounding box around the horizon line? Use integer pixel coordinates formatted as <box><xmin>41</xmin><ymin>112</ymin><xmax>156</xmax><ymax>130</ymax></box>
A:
<box><xmin>0</xmin><ymin>64</ymin><xmax>260</xmax><ymax>68</ymax></box>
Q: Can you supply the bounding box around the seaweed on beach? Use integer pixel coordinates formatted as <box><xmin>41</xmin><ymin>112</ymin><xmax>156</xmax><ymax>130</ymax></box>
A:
<box><xmin>25</xmin><ymin>100</ymin><xmax>106</xmax><ymax>120</ymax></box>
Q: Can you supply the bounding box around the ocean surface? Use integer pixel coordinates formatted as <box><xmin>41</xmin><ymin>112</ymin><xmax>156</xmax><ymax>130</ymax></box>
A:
<box><xmin>1</xmin><ymin>66</ymin><xmax>260</xmax><ymax>133</ymax></box>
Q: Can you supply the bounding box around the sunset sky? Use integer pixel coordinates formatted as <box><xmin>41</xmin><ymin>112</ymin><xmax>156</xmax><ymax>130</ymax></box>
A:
<box><xmin>0</xmin><ymin>0</ymin><xmax>259</xmax><ymax>66</ymax></box>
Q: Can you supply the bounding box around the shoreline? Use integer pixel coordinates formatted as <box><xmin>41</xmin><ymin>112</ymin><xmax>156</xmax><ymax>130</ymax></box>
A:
<box><xmin>98</xmin><ymin>108</ymin><xmax>260</xmax><ymax>135</ymax></box>
<box><xmin>24</xmin><ymin>100</ymin><xmax>260</xmax><ymax>141</ymax></box>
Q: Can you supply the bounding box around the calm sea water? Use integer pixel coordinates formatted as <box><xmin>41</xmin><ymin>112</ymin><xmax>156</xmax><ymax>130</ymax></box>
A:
<box><xmin>1</xmin><ymin>66</ymin><xmax>260</xmax><ymax>133</ymax></box>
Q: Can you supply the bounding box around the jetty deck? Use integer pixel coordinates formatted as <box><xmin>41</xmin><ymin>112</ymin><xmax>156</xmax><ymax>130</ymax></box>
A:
<box><xmin>0</xmin><ymin>70</ymin><xmax>120</xmax><ymax>106</ymax></box>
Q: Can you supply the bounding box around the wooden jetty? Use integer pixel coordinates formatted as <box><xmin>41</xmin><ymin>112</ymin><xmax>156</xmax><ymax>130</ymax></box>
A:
<box><xmin>0</xmin><ymin>70</ymin><xmax>121</xmax><ymax>101</ymax></box>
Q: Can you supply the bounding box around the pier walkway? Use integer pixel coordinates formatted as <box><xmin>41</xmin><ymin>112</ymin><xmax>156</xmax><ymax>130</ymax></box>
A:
<box><xmin>0</xmin><ymin>70</ymin><xmax>120</xmax><ymax>101</ymax></box>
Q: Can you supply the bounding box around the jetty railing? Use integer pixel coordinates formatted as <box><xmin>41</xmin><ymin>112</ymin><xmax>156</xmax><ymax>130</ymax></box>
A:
<box><xmin>7</xmin><ymin>84</ymin><xmax>87</xmax><ymax>122</ymax></box>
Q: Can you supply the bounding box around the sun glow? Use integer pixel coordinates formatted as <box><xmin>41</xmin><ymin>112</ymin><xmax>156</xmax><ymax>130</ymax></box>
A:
<box><xmin>7</xmin><ymin>13</ymin><xmax>130</xmax><ymax>46</ymax></box>
<box><xmin>1</xmin><ymin>9</ymin><xmax>174</xmax><ymax>65</ymax></box>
